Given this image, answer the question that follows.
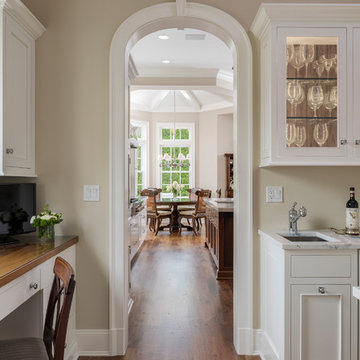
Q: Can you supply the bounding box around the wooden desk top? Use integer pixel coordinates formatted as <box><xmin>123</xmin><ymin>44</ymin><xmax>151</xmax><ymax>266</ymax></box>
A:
<box><xmin>0</xmin><ymin>234</ymin><xmax>78</xmax><ymax>288</ymax></box>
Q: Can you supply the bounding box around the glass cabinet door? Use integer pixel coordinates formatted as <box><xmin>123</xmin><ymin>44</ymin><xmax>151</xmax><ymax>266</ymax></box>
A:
<box><xmin>277</xmin><ymin>28</ymin><xmax>347</xmax><ymax>159</ymax></box>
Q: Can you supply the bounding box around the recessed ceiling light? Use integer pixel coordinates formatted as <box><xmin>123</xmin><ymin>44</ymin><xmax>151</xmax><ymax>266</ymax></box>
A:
<box><xmin>158</xmin><ymin>35</ymin><xmax>169</xmax><ymax>40</ymax></box>
<box><xmin>162</xmin><ymin>59</ymin><xmax>170</xmax><ymax>64</ymax></box>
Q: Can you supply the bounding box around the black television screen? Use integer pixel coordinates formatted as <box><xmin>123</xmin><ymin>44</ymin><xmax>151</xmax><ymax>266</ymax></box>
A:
<box><xmin>0</xmin><ymin>183</ymin><xmax>36</xmax><ymax>239</ymax></box>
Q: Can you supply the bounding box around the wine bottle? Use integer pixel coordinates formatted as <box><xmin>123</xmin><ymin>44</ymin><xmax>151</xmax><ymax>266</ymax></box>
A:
<box><xmin>346</xmin><ymin>187</ymin><xmax>359</xmax><ymax>235</ymax></box>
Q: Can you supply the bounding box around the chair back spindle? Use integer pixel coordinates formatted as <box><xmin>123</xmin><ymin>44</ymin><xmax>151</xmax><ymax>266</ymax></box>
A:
<box><xmin>195</xmin><ymin>190</ymin><xmax>211</xmax><ymax>214</ymax></box>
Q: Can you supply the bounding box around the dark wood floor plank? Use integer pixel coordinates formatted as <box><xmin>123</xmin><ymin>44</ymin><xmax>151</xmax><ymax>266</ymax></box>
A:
<box><xmin>80</xmin><ymin>230</ymin><xmax>260</xmax><ymax>360</ymax></box>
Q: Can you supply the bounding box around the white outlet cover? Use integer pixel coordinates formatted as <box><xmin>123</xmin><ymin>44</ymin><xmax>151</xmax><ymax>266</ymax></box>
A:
<box><xmin>84</xmin><ymin>185</ymin><xmax>100</xmax><ymax>202</ymax></box>
<box><xmin>266</xmin><ymin>186</ymin><xmax>283</xmax><ymax>203</ymax></box>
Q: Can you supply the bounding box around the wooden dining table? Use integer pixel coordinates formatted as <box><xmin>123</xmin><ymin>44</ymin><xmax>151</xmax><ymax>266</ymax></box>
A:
<box><xmin>157</xmin><ymin>195</ymin><xmax>197</xmax><ymax>232</ymax></box>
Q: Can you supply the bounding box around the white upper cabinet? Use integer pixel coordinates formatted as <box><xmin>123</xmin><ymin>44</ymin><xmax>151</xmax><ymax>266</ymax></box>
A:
<box><xmin>251</xmin><ymin>4</ymin><xmax>360</xmax><ymax>166</ymax></box>
<box><xmin>1</xmin><ymin>0</ymin><xmax>45</xmax><ymax>176</ymax></box>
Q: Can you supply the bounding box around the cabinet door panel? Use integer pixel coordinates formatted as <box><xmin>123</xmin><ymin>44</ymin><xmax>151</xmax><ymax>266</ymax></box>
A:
<box><xmin>291</xmin><ymin>284</ymin><xmax>350</xmax><ymax>360</ymax></box>
<box><xmin>352</xmin><ymin>28</ymin><xmax>360</xmax><ymax>158</ymax></box>
<box><xmin>277</xmin><ymin>27</ymin><xmax>347</xmax><ymax>160</ymax></box>
<box><xmin>4</xmin><ymin>14</ymin><xmax>33</xmax><ymax>169</ymax></box>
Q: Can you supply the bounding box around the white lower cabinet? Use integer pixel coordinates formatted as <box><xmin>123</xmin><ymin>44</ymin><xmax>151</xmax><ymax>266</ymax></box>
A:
<box><xmin>259</xmin><ymin>233</ymin><xmax>358</xmax><ymax>360</ymax></box>
<box><xmin>290</xmin><ymin>284</ymin><xmax>351</xmax><ymax>360</ymax></box>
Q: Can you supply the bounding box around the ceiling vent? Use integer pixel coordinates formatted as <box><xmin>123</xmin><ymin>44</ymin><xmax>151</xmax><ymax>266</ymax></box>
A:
<box><xmin>185</xmin><ymin>34</ymin><xmax>206</xmax><ymax>40</ymax></box>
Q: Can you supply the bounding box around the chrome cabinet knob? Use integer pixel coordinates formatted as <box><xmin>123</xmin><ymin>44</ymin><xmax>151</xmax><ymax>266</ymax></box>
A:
<box><xmin>29</xmin><ymin>282</ymin><xmax>38</xmax><ymax>290</ymax></box>
<box><xmin>355</xmin><ymin>140</ymin><xmax>360</xmax><ymax>145</ymax></box>
<box><xmin>340</xmin><ymin>140</ymin><xmax>347</xmax><ymax>145</ymax></box>
<box><xmin>6</xmin><ymin>148</ymin><xmax>14</xmax><ymax>154</ymax></box>
<box><xmin>318</xmin><ymin>286</ymin><xmax>325</xmax><ymax>294</ymax></box>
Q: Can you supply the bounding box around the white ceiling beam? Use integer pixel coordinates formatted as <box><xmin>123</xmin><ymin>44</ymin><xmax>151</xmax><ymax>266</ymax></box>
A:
<box><xmin>150</xmin><ymin>90</ymin><xmax>170</xmax><ymax>111</ymax></box>
<box><xmin>180</xmin><ymin>90</ymin><xmax>201</xmax><ymax>111</ymax></box>
<box><xmin>176</xmin><ymin>0</ymin><xmax>187</xmax><ymax>16</ymax></box>
<box><xmin>131</xmin><ymin>76</ymin><xmax>216</xmax><ymax>88</ymax></box>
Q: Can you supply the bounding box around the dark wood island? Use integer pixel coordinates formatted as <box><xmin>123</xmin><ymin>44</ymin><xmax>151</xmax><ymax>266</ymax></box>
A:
<box><xmin>205</xmin><ymin>198</ymin><xmax>233</xmax><ymax>279</ymax></box>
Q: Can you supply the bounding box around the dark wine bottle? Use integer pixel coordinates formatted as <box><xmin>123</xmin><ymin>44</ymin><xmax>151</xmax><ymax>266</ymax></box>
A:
<box><xmin>346</xmin><ymin>187</ymin><xmax>359</xmax><ymax>234</ymax></box>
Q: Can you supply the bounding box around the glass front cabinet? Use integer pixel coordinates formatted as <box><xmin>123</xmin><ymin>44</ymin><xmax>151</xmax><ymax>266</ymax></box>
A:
<box><xmin>251</xmin><ymin>4</ymin><xmax>360</xmax><ymax>166</ymax></box>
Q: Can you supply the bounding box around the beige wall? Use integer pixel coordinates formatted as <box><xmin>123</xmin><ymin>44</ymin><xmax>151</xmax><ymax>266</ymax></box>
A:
<box><xmin>21</xmin><ymin>0</ymin><xmax>360</xmax><ymax>332</ymax></box>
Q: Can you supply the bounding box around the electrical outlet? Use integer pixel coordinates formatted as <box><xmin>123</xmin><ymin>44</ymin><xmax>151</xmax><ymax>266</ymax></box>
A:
<box><xmin>84</xmin><ymin>185</ymin><xmax>100</xmax><ymax>201</ymax></box>
<box><xmin>266</xmin><ymin>186</ymin><xmax>283</xmax><ymax>203</ymax></box>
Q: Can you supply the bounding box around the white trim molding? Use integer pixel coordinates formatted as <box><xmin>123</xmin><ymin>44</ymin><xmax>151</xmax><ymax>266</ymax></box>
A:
<box><xmin>76</xmin><ymin>329</ymin><xmax>111</xmax><ymax>357</ymax></box>
<box><xmin>2</xmin><ymin>0</ymin><xmax>45</xmax><ymax>39</ymax></box>
<box><xmin>109</xmin><ymin>1</ymin><xmax>253</xmax><ymax>356</ymax></box>
<box><xmin>253</xmin><ymin>329</ymin><xmax>280</xmax><ymax>360</ymax></box>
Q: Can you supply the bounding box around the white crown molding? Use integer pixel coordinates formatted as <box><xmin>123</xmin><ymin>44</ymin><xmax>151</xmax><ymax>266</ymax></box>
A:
<box><xmin>137</xmin><ymin>66</ymin><xmax>219</xmax><ymax>79</ymax></box>
<box><xmin>251</xmin><ymin>3</ymin><xmax>360</xmax><ymax>38</ymax></box>
<box><xmin>2</xmin><ymin>0</ymin><xmax>45</xmax><ymax>39</ymax></box>
<box><xmin>128</xmin><ymin>55</ymin><xmax>139</xmax><ymax>81</ymax></box>
<box><xmin>176</xmin><ymin>0</ymin><xmax>187</xmax><ymax>17</ymax></box>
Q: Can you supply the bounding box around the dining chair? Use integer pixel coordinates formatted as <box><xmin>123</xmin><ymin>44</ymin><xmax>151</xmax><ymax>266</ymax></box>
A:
<box><xmin>177</xmin><ymin>188</ymin><xmax>201</xmax><ymax>212</ymax></box>
<box><xmin>0</xmin><ymin>257</ymin><xmax>76</xmax><ymax>360</ymax></box>
<box><xmin>178</xmin><ymin>189</ymin><xmax>211</xmax><ymax>235</ymax></box>
<box><xmin>141</xmin><ymin>189</ymin><xmax>172</xmax><ymax>235</ymax></box>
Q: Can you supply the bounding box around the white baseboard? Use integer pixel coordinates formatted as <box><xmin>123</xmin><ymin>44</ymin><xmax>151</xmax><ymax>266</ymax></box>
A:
<box><xmin>77</xmin><ymin>329</ymin><xmax>110</xmax><ymax>356</ymax></box>
<box><xmin>254</xmin><ymin>329</ymin><xmax>280</xmax><ymax>360</ymax></box>
<box><xmin>234</xmin><ymin>327</ymin><xmax>255</xmax><ymax>355</ymax></box>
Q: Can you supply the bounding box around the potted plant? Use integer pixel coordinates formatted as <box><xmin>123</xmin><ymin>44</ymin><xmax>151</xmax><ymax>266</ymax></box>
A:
<box><xmin>30</xmin><ymin>205</ymin><xmax>63</xmax><ymax>241</ymax></box>
<box><xmin>166</xmin><ymin>181</ymin><xmax>184</xmax><ymax>199</ymax></box>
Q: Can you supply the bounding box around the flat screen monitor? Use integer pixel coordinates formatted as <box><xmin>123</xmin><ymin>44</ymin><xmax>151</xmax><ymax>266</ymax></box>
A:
<box><xmin>0</xmin><ymin>183</ymin><xmax>36</xmax><ymax>242</ymax></box>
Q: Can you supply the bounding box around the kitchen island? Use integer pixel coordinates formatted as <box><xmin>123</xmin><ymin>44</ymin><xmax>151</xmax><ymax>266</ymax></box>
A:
<box><xmin>205</xmin><ymin>198</ymin><xmax>233</xmax><ymax>279</ymax></box>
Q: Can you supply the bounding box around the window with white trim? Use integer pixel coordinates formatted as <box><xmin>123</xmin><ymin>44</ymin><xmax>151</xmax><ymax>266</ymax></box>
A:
<box><xmin>131</xmin><ymin>120</ymin><xmax>149</xmax><ymax>196</ymax></box>
<box><xmin>157</xmin><ymin>123</ymin><xmax>195</xmax><ymax>198</ymax></box>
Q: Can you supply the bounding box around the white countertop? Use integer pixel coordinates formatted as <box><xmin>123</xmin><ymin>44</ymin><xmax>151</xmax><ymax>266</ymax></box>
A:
<box><xmin>205</xmin><ymin>198</ymin><xmax>233</xmax><ymax>212</ymax></box>
<box><xmin>258</xmin><ymin>229</ymin><xmax>360</xmax><ymax>250</ymax></box>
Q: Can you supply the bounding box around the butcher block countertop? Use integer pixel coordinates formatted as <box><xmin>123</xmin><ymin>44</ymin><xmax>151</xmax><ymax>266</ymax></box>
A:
<box><xmin>0</xmin><ymin>234</ymin><xmax>78</xmax><ymax>288</ymax></box>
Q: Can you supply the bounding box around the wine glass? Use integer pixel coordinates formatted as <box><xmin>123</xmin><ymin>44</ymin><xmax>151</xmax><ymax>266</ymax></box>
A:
<box><xmin>324</xmin><ymin>91</ymin><xmax>336</xmax><ymax>116</ymax></box>
<box><xmin>286</xmin><ymin>123</ymin><xmax>296</xmax><ymax>146</ymax></box>
<box><xmin>294</xmin><ymin>125</ymin><xmax>307</xmax><ymax>147</ymax></box>
<box><xmin>287</xmin><ymin>81</ymin><xmax>304</xmax><ymax>116</ymax></box>
<box><xmin>320</xmin><ymin>55</ymin><xmax>333</xmax><ymax>78</ymax></box>
<box><xmin>307</xmin><ymin>85</ymin><xmax>324</xmax><ymax>117</ymax></box>
<box><xmin>286</xmin><ymin>44</ymin><xmax>294</xmax><ymax>71</ymax></box>
<box><xmin>332</xmin><ymin>54</ymin><xmax>338</xmax><ymax>75</ymax></box>
<box><xmin>290</xmin><ymin>46</ymin><xmax>305</xmax><ymax>77</ymax></box>
<box><xmin>313</xmin><ymin>123</ymin><xmax>329</xmax><ymax>147</ymax></box>
<box><xmin>300</xmin><ymin>44</ymin><xmax>315</xmax><ymax>77</ymax></box>
<box><xmin>329</xmin><ymin>86</ymin><xmax>337</xmax><ymax>107</ymax></box>
<box><xmin>312</xmin><ymin>60</ymin><xmax>324</xmax><ymax>78</ymax></box>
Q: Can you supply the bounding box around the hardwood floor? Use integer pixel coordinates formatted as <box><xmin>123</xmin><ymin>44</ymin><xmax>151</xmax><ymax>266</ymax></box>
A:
<box><xmin>80</xmin><ymin>230</ymin><xmax>260</xmax><ymax>360</ymax></box>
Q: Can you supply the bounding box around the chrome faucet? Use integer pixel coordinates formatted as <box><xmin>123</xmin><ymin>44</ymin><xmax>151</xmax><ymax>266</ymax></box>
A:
<box><xmin>289</xmin><ymin>202</ymin><xmax>307</xmax><ymax>234</ymax></box>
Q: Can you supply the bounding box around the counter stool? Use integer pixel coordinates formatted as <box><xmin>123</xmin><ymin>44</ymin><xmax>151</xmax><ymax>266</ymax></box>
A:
<box><xmin>0</xmin><ymin>257</ymin><xmax>76</xmax><ymax>360</ymax></box>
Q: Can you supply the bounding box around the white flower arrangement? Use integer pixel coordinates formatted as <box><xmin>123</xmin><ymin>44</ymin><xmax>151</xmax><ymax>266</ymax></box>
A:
<box><xmin>166</xmin><ymin>181</ymin><xmax>184</xmax><ymax>196</ymax></box>
<box><xmin>30</xmin><ymin>205</ymin><xmax>63</xmax><ymax>228</ymax></box>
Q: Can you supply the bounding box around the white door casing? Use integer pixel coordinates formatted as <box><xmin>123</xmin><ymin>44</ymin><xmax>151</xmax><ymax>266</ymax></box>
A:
<box><xmin>109</xmin><ymin>1</ymin><xmax>253</xmax><ymax>355</ymax></box>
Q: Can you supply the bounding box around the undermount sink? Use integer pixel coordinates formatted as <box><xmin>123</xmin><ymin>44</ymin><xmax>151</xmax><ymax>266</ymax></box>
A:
<box><xmin>277</xmin><ymin>232</ymin><xmax>339</xmax><ymax>243</ymax></box>
<box><xmin>282</xmin><ymin>235</ymin><xmax>328</xmax><ymax>242</ymax></box>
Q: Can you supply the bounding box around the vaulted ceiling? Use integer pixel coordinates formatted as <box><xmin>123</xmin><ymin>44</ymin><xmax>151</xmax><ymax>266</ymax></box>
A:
<box><xmin>130</xmin><ymin>28</ymin><xmax>234</xmax><ymax>112</ymax></box>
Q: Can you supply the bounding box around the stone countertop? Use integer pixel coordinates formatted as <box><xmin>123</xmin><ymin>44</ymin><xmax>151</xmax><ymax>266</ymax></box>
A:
<box><xmin>258</xmin><ymin>229</ymin><xmax>360</xmax><ymax>250</ymax></box>
<box><xmin>205</xmin><ymin>198</ymin><xmax>233</xmax><ymax>212</ymax></box>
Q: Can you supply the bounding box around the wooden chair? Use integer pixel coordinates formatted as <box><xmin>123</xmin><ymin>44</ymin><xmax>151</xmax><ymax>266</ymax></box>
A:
<box><xmin>177</xmin><ymin>188</ymin><xmax>201</xmax><ymax>212</ymax></box>
<box><xmin>178</xmin><ymin>189</ymin><xmax>211</xmax><ymax>235</ymax></box>
<box><xmin>0</xmin><ymin>257</ymin><xmax>76</xmax><ymax>360</ymax></box>
<box><xmin>141</xmin><ymin>189</ymin><xmax>172</xmax><ymax>235</ymax></box>
<box><xmin>216</xmin><ymin>188</ymin><xmax>221</xmax><ymax>198</ymax></box>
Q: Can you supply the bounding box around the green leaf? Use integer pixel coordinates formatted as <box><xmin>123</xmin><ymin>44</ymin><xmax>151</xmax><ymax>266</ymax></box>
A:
<box><xmin>162</xmin><ymin>129</ymin><xmax>171</xmax><ymax>140</ymax></box>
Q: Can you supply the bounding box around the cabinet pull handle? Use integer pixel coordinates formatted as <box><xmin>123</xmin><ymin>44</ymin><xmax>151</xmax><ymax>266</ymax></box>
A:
<box><xmin>340</xmin><ymin>140</ymin><xmax>347</xmax><ymax>145</ymax></box>
<box><xmin>355</xmin><ymin>140</ymin><xmax>360</xmax><ymax>145</ymax></box>
<box><xmin>318</xmin><ymin>286</ymin><xmax>325</xmax><ymax>294</ymax></box>
<box><xmin>29</xmin><ymin>282</ymin><xmax>38</xmax><ymax>290</ymax></box>
<box><xmin>6</xmin><ymin>148</ymin><xmax>14</xmax><ymax>154</ymax></box>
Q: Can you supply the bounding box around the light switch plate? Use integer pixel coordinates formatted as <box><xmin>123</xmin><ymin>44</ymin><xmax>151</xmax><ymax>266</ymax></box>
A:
<box><xmin>266</xmin><ymin>186</ymin><xmax>283</xmax><ymax>203</ymax></box>
<box><xmin>84</xmin><ymin>185</ymin><xmax>100</xmax><ymax>201</ymax></box>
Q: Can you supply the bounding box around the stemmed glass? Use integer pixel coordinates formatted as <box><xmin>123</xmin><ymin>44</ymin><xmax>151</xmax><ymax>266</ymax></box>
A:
<box><xmin>313</xmin><ymin>123</ymin><xmax>329</xmax><ymax>147</ymax></box>
<box><xmin>307</xmin><ymin>85</ymin><xmax>324</xmax><ymax>117</ymax></box>
<box><xmin>287</xmin><ymin>81</ymin><xmax>304</xmax><ymax>116</ymax></box>
<box><xmin>286</xmin><ymin>44</ymin><xmax>294</xmax><ymax>71</ymax></box>
<box><xmin>300</xmin><ymin>44</ymin><xmax>315</xmax><ymax>77</ymax></box>
<box><xmin>312</xmin><ymin>60</ymin><xmax>324</xmax><ymax>78</ymax></box>
<box><xmin>320</xmin><ymin>55</ymin><xmax>333</xmax><ymax>78</ymax></box>
<box><xmin>286</xmin><ymin>123</ymin><xmax>296</xmax><ymax>146</ymax></box>
<box><xmin>324</xmin><ymin>91</ymin><xmax>336</xmax><ymax>116</ymax></box>
<box><xmin>294</xmin><ymin>125</ymin><xmax>307</xmax><ymax>147</ymax></box>
<box><xmin>329</xmin><ymin>86</ymin><xmax>337</xmax><ymax>108</ymax></box>
<box><xmin>290</xmin><ymin>46</ymin><xmax>305</xmax><ymax>77</ymax></box>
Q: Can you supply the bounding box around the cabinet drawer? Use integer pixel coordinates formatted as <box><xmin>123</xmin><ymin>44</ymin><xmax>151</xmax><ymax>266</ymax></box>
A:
<box><xmin>291</xmin><ymin>255</ymin><xmax>352</xmax><ymax>278</ymax></box>
<box><xmin>0</xmin><ymin>267</ymin><xmax>40</xmax><ymax>321</ymax></box>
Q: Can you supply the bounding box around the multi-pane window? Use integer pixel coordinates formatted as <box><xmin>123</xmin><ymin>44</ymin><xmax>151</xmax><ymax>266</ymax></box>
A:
<box><xmin>157</xmin><ymin>123</ymin><xmax>195</xmax><ymax>198</ymax></box>
<box><xmin>131</xmin><ymin>120</ymin><xmax>149</xmax><ymax>196</ymax></box>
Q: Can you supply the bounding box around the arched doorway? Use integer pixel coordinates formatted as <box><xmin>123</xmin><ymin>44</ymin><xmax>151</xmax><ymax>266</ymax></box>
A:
<box><xmin>109</xmin><ymin>1</ymin><xmax>253</xmax><ymax>355</ymax></box>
